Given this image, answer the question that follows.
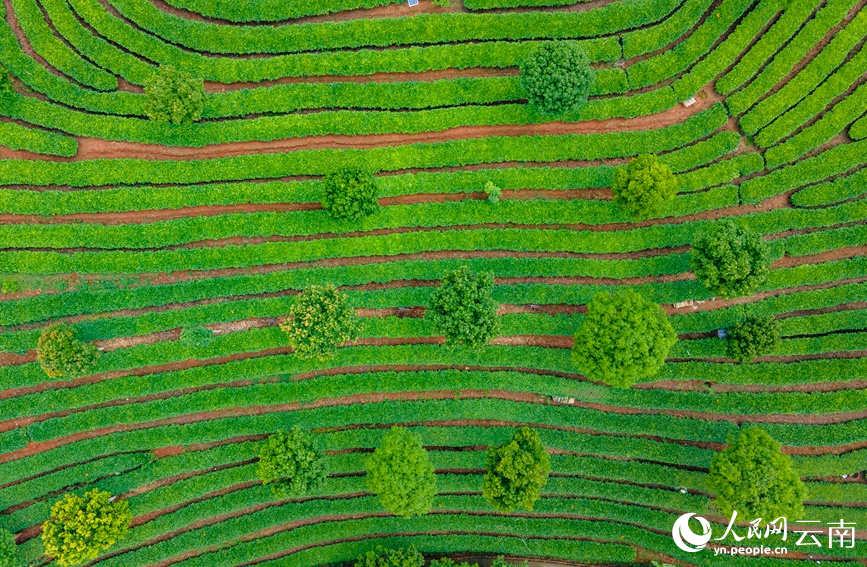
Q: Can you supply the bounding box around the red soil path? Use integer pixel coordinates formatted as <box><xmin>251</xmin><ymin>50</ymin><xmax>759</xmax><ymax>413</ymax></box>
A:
<box><xmin>0</xmin><ymin>86</ymin><xmax>721</xmax><ymax>162</ymax></box>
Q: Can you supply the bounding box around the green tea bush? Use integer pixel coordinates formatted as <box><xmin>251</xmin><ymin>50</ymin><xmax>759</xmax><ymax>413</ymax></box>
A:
<box><xmin>257</xmin><ymin>427</ymin><xmax>327</xmax><ymax>498</ymax></box>
<box><xmin>0</xmin><ymin>64</ymin><xmax>13</xmax><ymax>97</ymax></box>
<box><xmin>571</xmin><ymin>289</ymin><xmax>677</xmax><ymax>388</ymax></box>
<box><xmin>484</xmin><ymin>180</ymin><xmax>502</xmax><ymax>203</ymax></box>
<box><xmin>0</xmin><ymin>279</ymin><xmax>20</xmax><ymax>294</ymax></box>
<box><xmin>280</xmin><ymin>285</ymin><xmax>360</xmax><ymax>360</ymax></box>
<box><xmin>164</xmin><ymin>0</ymin><xmax>401</xmax><ymax>22</ymax></box>
<box><xmin>322</xmin><ymin>168</ymin><xmax>380</xmax><ymax>221</ymax></box>
<box><xmin>520</xmin><ymin>42</ymin><xmax>595</xmax><ymax>115</ymax></box>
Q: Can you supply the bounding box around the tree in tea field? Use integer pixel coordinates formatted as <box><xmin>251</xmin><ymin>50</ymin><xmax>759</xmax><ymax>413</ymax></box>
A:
<box><xmin>37</xmin><ymin>323</ymin><xmax>99</xmax><ymax>379</ymax></box>
<box><xmin>483</xmin><ymin>427</ymin><xmax>551</xmax><ymax>512</ymax></box>
<box><xmin>520</xmin><ymin>42</ymin><xmax>596</xmax><ymax>115</ymax></box>
<box><xmin>354</xmin><ymin>545</ymin><xmax>424</xmax><ymax>567</ymax></box>
<box><xmin>0</xmin><ymin>529</ymin><xmax>17</xmax><ymax>567</ymax></box>
<box><xmin>257</xmin><ymin>427</ymin><xmax>327</xmax><ymax>498</ymax></box>
<box><xmin>691</xmin><ymin>220</ymin><xmax>771</xmax><ymax>298</ymax></box>
<box><xmin>144</xmin><ymin>66</ymin><xmax>205</xmax><ymax>123</ymax></box>
<box><xmin>427</xmin><ymin>265</ymin><xmax>499</xmax><ymax>348</ymax></box>
<box><xmin>611</xmin><ymin>154</ymin><xmax>679</xmax><ymax>218</ymax></box>
<box><xmin>365</xmin><ymin>427</ymin><xmax>437</xmax><ymax>518</ymax></box>
<box><xmin>281</xmin><ymin>284</ymin><xmax>360</xmax><ymax>359</ymax></box>
<box><xmin>708</xmin><ymin>427</ymin><xmax>807</xmax><ymax>522</ymax></box>
<box><xmin>42</xmin><ymin>490</ymin><xmax>131</xmax><ymax>566</ymax></box>
<box><xmin>726</xmin><ymin>315</ymin><xmax>781</xmax><ymax>363</ymax></box>
<box><xmin>571</xmin><ymin>289</ymin><xmax>677</xmax><ymax>388</ymax></box>
<box><xmin>322</xmin><ymin>167</ymin><xmax>380</xmax><ymax>220</ymax></box>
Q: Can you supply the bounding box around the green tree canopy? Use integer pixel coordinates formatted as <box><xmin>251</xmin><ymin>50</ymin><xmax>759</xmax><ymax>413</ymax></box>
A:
<box><xmin>365</xmin><ymin>427</ymin><xmax>437</xmax><ymax>518</ymax></box>
<box><xmin>257</xmin><ymin>427</ymin><xmax>327</xmax><ymax>498</ymax></box>
<box><xmin>726</xmin><ymin>316</ymin><xmax>781</xmax><ymax>363</ymax></box>
<box><xmin>520</xmin><ymin>42</ymin><xmax>596</xmax><ymax>115</ymax></box>
<box><xmin>571</xmin><ymin>289</ymin><xmax>677</xmax><ymax>388</ymax></box>
<box><xmin>281</xmin><ymin>284</ymin><xmax>360</xmax><ymax>359</ymax></box>
<box><xmin>42</xmin><ymin>490</ymin><xmax>131</xmax><ymax>566</ymax></box>
<box><xmin>322</xmin><ymin>167</ymin><xmax>380</xmax><ymax>220</ymax></box>
<box><xmin>144</xmin><ymin>66</ymin><xmax>205</xmax><ymax>123</ymax></box>
<box><xmin>691</xmin><ymin>221</ymin><xmax>771</xmax><ymax>297</ymax></box>
<box><xmin>0</xmin><ymin>529</ymin><xmax>17</xmax><ymax>567</ymax></box>
<box><xmin>37</xmin><ymin>324</ymin><xmax>99</xmax><ymax>379</ymax></box>
<box><xmin>611</xmin><ymin>154</ymin><xmax>679</xmax><ymax>218</ymax></box>
<box><xmin>354</xmin><ymin>545</ymin><xmax>424</xmax><ymax>567</ymax></box>
<box><xmin>483</xmin><ymin>427</ymin><xmax>551</xmax><ymax>512</ymax></box>
<box><xmin>427</xmin><ymin>266</ymin><xmax>499</xmax><ymax>348</ymax></box>
<box><xmin>708</xmin><ymin>427</ymin><xmax>807</xmax><ymax>522</ymax></box>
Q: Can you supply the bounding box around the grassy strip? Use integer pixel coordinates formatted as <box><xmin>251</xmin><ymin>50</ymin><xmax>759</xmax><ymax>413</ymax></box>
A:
<box><xmin>101</xmin><ymin>0</ymin><xmax>663</xmax><ymax>54</ymax></box>
<box><xmin>740</xmin><ymin>9</ymin><xmax>867</xmax><ymax>136</ymax></box>
<box><xmin>9</xmin><ymin>0</ymin><xmax>117</xmax><ymax>90</ymax></box>
<box><xmin>740</xmin><ymin>138</ymin><xmax>867</xmax><ymax>203</ymax></box>
<box><xmin>764</xmin><ymin>84</ymin><xmax>867</xmax><ymax>168</ymax></box>
<box><xmin>724</xmin><ymin>0</ymin><xmax>858</xmax><ymax>115</ymax></box>
<box><xmin>162</xmin><ymin>0</ymin><xmax>403</xmax><ymax>22</ymax></box>
<box><xmin>715</xmin><ymin>0</ymin><xmax>822</xmax><ymax>94</ymax></box>
<box><xmin>626</xmin><ymin>0</ymin><xmax>759</xmax><ymax>89</ymax></box>
<box><xmin>671</xmin><ymin>0</ymin><xmax>783</xmax><ymax>100</ymax></box>
<box><xmin>790</xmin><ymin>167</ymin><xmax>867</xmax><ymax>207</ymax></box>
<box><xmin>0</xmin><ymin>104</ymin><xmax>728</xmax><ymax>185</ymax></box>
<box><xmin>0</xmin><ymin>121</ymin><xmax>77</xmax><ymax>157</ymax></box>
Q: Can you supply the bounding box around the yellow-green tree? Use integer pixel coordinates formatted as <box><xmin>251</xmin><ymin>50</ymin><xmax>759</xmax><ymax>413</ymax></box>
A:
<box><xmin>37</xmin><ymin>324</ymin><xmax>99</xmax><ymax>379</ymax></box>
<box><xmin>612</xmin><ymin>154</ymin><xmax>679</xmax><ymax>218</ymax></box>
<box><xmin>483</xmin><ymin>427</ymin><xmax>551</xmax><ymax>512</ymax></box>
<box><xmin>42</xmin><ymin>490</ymin><xmax>131</xmax><ymax>566</ymax></box>
<box><xmin>281</xmin><ymin>285</ymin><xmax>360</xmax><ymax>359</ymax></box>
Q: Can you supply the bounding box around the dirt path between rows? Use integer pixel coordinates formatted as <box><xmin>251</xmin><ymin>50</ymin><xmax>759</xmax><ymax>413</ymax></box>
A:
<box><xmin>0</xmin><ymin>88</ymin><xmax>720</xmax><ymax>162</ymax></box>
<box><xmin>7</xmin><ymin>371</ymin><xmax>867</xmax><ymax>443</ymax></box>
<box><xmin>0</xmin><ymin>189</ymin><xmax>607</xmax><ymax>225</ymax></box>
<box><xmin>207</xmin><ymin>67</ymin><xmax>519</xmax><ymax>92</ymax></box>
<box><xmin>4</xmin><ymin>377</ymin><xmax>867</xmax><ymax>473</ymax></box>
<box><xmin>3</xmin><ymin>244</ymin><xmax>861</xmax><ymax>339</ymax></box>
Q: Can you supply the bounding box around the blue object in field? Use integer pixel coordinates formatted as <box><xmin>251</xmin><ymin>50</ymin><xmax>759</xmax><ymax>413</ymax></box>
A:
<box><xmin>408</xmin><ymin>0</ymin><xmax>419</xmax><ymax>5</ymax></box>
<box><xmin>717</xmin><ymin>328</ymin><xmax>727</xmax><ymax>339</ymax></box>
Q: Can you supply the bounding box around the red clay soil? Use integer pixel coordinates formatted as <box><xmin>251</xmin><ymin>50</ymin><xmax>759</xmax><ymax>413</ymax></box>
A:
<box><xmin>146</xmin><ymin>0</ymin><xmax>617</xmax><ymax>27</ymax></box>
<box><xmin>5</xmin><ymin>241</ymin><xmax>859</xmax><ymax>339</ymax></box>
<box><xmin>5</xmin><ymin>190</ymin><xmax>799</xmax><ymax>255</ymax></box>
<box><xmin>0</xmin><ymin>189</ymin><xmax>607</xmax><ymax>225</ymax></box>
<box><xmin>5</xmin><ymin>378</ymin><xmax>867</xmax><ymax>476</ymax></box>
<box><xmin>0</xmin><ymin>87</ymin><xmax>720</xmax><ymax>162</ymax></box>
<box><xmin>148</xmin><ymin>0</ymin><xmax>465</xmax><ymax>26</ymax></box>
